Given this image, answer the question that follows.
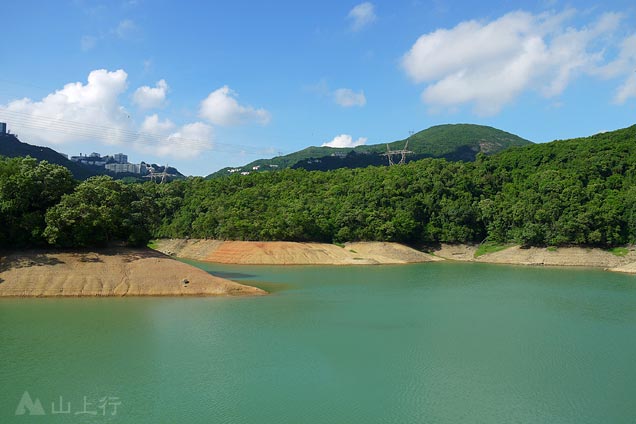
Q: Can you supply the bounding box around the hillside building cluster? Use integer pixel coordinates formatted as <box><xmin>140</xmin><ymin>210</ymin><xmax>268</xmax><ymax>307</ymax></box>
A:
<box><xmin>70</xmin><ymin>152</ymin><xmax>145</xmax><ymax>174</ymax></box>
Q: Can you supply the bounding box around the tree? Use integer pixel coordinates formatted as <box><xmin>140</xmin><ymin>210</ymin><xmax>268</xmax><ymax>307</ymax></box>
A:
<box><xmin>44</xmin><ymin>176</ymin><xmax>152</xmax><ymax>247</ymax></box>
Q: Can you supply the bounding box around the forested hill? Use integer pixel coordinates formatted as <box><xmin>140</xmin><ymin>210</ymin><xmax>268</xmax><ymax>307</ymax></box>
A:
<box><xmin>1</xmin><ymin>124</ymin><xmax>635</xmax><ymax>249</ymax></box>
<box><xmin>0</xmin><ymin>133</ymin><xmax>99</xmax><ymax>179</ymax></box>
<box><xmin>208</xmin><ymin>124</ymin><xmax>532</xmax><ymax>178</ymax></box>
<box><xmin>0</xmin><ymin>133</ymin><xmax>183</xmax><ymax>180</ymax></box>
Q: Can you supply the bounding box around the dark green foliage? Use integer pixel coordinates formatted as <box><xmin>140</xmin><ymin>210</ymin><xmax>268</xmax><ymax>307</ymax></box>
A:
<box><xmin>0</xmin><ymin>156</ymin><xmax>75</xmax><ymax>247</ymax></box>
<box><xmin>165</xmin><ymin>125</ymin><xmax>636</xmax><ymax>247</ymax></box>
<box><xmin>1</xmin><ymin>125</ymin><xmax>635</xmax><ymax>249</ymax></box>
<box><xmin>44</xmin><ymin>176</ymin><xmax>153</xmax><ymax>247</ymax></box>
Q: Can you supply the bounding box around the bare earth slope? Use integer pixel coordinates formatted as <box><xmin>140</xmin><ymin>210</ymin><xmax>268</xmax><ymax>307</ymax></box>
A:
<box><xmin>0</xmin><ymin>248</ymin><xmax>266</xmax><ymax>297</ymax></box>
<box><xmin>154</xmin><ymin>239</ymin><xmax>441</xmax><ymax>265</ymax></box>
<box><xmin>434</xmin><ymin>244</ymin><xmax>636</xmax><ymax>273</ymax></box>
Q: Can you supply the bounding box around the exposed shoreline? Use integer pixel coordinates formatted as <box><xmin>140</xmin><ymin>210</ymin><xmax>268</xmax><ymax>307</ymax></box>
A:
<box><xmin>0</xmin><ymin>247</ymin><xmax>266</xmax><ymax>297</ymax></box>
<box><xmin>153</xmin><ymin>239</ymin><xmax>442</xmax><ymax>265</ymax></box>
<box><xmin>153</xmin><ymin>239</ymin><xmax>636</xmax><ymax>274</ymax></box>
<box><xmin>2</xmin><ymin>241</ymin><xmax>634</xmax><ymax>298</ymax></box>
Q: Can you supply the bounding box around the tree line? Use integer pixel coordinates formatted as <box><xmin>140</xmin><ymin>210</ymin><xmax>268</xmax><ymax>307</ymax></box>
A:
<box><xmin>1</xmin><ymin>125</ymin><xmax>635</xmax><ymax>249</ymax></box>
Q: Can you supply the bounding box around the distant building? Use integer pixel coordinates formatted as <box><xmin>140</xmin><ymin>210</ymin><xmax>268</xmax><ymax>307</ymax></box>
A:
<box><xmin>113</xmin><ymin>153</ymin><xmax>128</xmax><ymax>164</ymax></box>
<box><xmin>105</xmin><ymin>163</ymin><xmax>142</xmax><ymax>174</ymax></box>
<box><xmin>70</xmin><ymin>153</ymin><xmax>106</xmax><ymax>166</ymax></box>
<box><xmin>0</xmin><ymin>122</ymin><xmax>6</xmax><ymax>134</ymax></box>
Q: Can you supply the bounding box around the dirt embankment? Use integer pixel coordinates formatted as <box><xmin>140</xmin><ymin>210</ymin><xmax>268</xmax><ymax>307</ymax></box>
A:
<box><xmin>433</xmin><ymin>244</ymin><xmax>636</xmax><ymax>273</ymax></box>
<box><xmin>151</xmin><ymin>239</ymin><xmax>636</xmax><ymax>274</ymax></box>
<box><xmin>154</xmin><ymin>239</ymin><xmax>441</xmax><ymax>265</ymax></box>
<box><xmin>0</xmin><ymin>248</ymin><xmax>266</xmax><ymax>297</ymax></box>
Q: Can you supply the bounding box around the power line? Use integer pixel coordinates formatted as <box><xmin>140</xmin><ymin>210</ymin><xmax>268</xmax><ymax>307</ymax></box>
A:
<box><xmin>0</xmin><ymin>108</ymin><xmax>282</xmax><ymax>156</ymax></box>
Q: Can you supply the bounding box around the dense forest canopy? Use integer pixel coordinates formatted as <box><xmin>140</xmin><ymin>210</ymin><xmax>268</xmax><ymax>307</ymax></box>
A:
<box><xmin>1</xmin><ymin>125</ymin><xmax>635</xmax><ymax>249</ymax></box>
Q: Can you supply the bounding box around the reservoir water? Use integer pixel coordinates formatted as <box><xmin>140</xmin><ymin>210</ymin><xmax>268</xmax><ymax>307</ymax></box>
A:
<box><xmin>1</xmin><ymin>262</ymin><xmax>636</xmax><ymax>423</ymax></box>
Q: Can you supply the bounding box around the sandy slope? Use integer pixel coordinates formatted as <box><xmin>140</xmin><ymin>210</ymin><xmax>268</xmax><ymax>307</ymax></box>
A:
<box><xmin>152</xmin><ymin>239</ymin><xmax>636</xmax><ymax>274</ymax></box>
<box><xmin>0</xmin><ymin>248</ymin><xmax>266</xmax><ymax>297</ymax></box>
<box><xmin>608</xmin><ymin>262</ymin><xmax>636</xmax><ymax>274</ymax></box>
<box><xmin>154</xmin><ymin>239</ymin><xmax>441</xmax><ymax>265</ymax></box>
<box><xmin>433</xmin><ymin>243</ymin><xmax>636</xmax><ymax>272</ymax></box>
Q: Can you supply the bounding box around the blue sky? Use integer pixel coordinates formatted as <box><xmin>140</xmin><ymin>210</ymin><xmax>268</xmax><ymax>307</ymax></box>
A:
<box><xmin>1</xmin><ymin>0</ymin><xmax>635</xmax><ymax>175</ymax></box>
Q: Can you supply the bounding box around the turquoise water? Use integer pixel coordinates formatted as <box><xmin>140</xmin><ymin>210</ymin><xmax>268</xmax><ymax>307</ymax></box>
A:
<box><xmin>1</xmin><ymin>262</ymin><xmax>636</xmax><ymax>423</ymax></box>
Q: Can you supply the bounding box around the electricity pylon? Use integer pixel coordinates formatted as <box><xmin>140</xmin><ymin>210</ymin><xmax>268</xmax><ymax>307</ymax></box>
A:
<box><xmin>381</xmin><ymin>140</ymin><xmax>413</xmax><ymax>166</ymax></box>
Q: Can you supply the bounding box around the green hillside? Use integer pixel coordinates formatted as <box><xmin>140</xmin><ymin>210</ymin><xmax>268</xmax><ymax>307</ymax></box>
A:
<box><xmin>0</xmin><ymin>133</ymin><xmax>100</xmax><ymax>179</ymax></box>
<box><xmin>162</xmin><ymin>124</ymin><xmax>636</xmax><ymax>247</ymax></box>
<box><xmin>208</xmin><ymin>124</ymin><xmax>532</xmax><ymax>177</ymax></box>
<box><xmin>3</xmin><ymin>124</ymin><xmax>636</xmax><ymax>249</ymax></box>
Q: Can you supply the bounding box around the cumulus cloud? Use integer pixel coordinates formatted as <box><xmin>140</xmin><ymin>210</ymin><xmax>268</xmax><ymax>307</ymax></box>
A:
<box><xmin>199</xmin><ymin>85</ymin><xmax>270</xmax><ymax>126</ymax></box>
<box><xmin>132</xmin><ymin>79</ymin><xmax>169</xmax><ymax>109</ymax></box>
<box><xmin>306</xmin><ymin>80</ymin><xmax>368</xmax><ymax>107</ymax></box>
<box><xmin>0</xmin><ymin>69</ymin><xmax>132</xmax><ymax>145</ymax></box>
<box><xmin>322</xmin><ymin>134</ymin><xmax>368</xmax><ymax>148</ymax></box>
<box><xmin>0</xmin><ymin>69</ymin><xmax>213</xmax><ymax>159</ymax></box>
<box><xmin>348</xmin><ymin>2</ymin><xmax>376</xmax><ymax>31</ymax></box>
<box><xmin>401</xmin><ymin>10</ymin><xmax>633</xmax><ymax>115</ymax></box>
<box><xmin>137</xmin><ymin>114</ymin><xmax>213</xmax><ymax>159</ymax></box>
<box><xmin>140</xmin><ymin>113</ymin><xmax>175</xmax><ymax>133</ymax></box>
<box><xmin>333</xmin><ymin>88</ymin><xmax>367</xmax><ymax>107</ymax></box>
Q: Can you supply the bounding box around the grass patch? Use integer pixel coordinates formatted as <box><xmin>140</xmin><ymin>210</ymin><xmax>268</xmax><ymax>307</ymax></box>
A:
<box><xmin>475</xmin><ymin>242</ymin><xmax>510</xmax><ymax>258</ymax></box>
<box><xmin>334</xmin><ymin>242</ymin><xmax>345</xmax><ymax>248</ymax></box>
<box><xmin>608</xmin><ymin>247</ymin><xmax>629</xmax><ymax>257</ymax></box>
<box><xmin>547</xmin><ymin>246</ymin><xmax>558</xmax><ymax>252</ymax></box>
<box><xmin>147</xmin><ymin>240</ymin><xmax>158</xmax><ymax>249</ymax></box>
<box><xmin>349</xmin><ymin>249</ymin><xmax>357</xmax><ymax>254</ymax></box>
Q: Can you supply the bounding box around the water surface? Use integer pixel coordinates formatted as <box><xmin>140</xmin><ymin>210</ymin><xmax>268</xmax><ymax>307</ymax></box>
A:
<box><xmin>1</xmin><ymin>262</ymin><xmax>636</xmax><ymax>423</ymax></box>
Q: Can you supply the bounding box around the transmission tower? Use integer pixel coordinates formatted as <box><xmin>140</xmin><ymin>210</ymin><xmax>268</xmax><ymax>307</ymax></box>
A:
<box><xmin>381</xmin><ymin>140</ymin><xmax>413</xmax><ymax>166</ymax></box>
<box><xmin>143</xmin><ymin>164</ymin><xmax>175</xmax><ymax>183</ymax></box>
<box><xmin>157</xmin><ymin>164</ymin><xmax>176</xmax><ymax>184</ymax></box>
<box><xmin>143</xmin><ymin>165</ymin><xmax>157</xmax><ymax>182</ymax></box>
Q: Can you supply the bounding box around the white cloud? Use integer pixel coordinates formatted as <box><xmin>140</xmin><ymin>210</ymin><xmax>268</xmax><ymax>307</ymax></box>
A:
<box><xmin>401</xmin><ymin>10</ymin><xmax>630</xmax><ymax>115</ymax></box>
<box><xmin>132</xmin><ymin>79</ymin><xmax>169</xmax><ymax>109</ymax></box>
<box><xmin>348</xmin><ymin>2</ymin><xmax>376</xmax><ymax>31</ymax></box>
<box><xmin>164</xmin><ymin>122</ymin><xmax>213</xmax><ymax>158</ymax></box>
<box><xmin>0</xmin><ymin>69</ymin><xmax>216</xmax><ymax>163</ymax></box>
<box><xmin>596</xmin><ymin>34</ymin><xmax>636</xmax><ymax>103</ymax></box>
<box><xmin>322</xmin><ymin>134</ymin><xmax>368</xmax><ymax>148</ymax></box>
<box><xmin>333</xmin><ymin>88</ymin><xmax>367</xmax><ymax>107</ymax></box>
<box><xmin>137</xmin><ymin>115</ymin><xmax>212</xmax><ymax>159</ymax></box>
<box><xmin>199</xmin><ymin>85</ymin><xmax>270</xmax><ymax>126</ymax></box>
<box><xmin>0</xmin><ymin>69</ymin><xmax>132</xmax><ymax>145</ymax></box>
<box><xmin>140</xmin><ymin>113</ymin><xmax>175</xmax><ymax>133</ymax></box>
<box><xmin>614</xmin><ymin>74</ymin><xmax>636</xmax><ymax>104</ymax></box>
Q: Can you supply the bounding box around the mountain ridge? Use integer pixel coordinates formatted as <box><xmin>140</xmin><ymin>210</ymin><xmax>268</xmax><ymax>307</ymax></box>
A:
<box><xmin>208</xmin><ymin>123</ymin><xmax>532</xmax><ymax>178</ymax></box>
